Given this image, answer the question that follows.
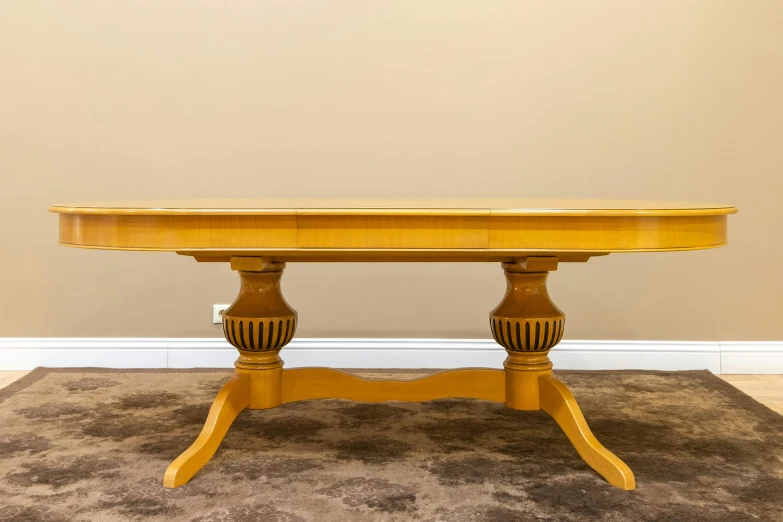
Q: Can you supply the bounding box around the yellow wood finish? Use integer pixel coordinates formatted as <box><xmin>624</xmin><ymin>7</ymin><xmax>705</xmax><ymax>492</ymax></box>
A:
<box><xmin>221</xmin><ymin>261</ymin><xmax>295</xmax><ymax>410</ymax></box>
<box><xmin>235</xmin><ymin>353</ymin><xmax>284</xmax><ymax>410</ymax></box>
<box><xmin>281</xmin><ymin>368</ymin><xmax>506</xmax><ymax>403</ymax></box>
<box><xmin>539</xmin><ymin>375</ymin><xmax>636</xmax><ymax>490</ymax></box>
<box><xmin>59</xmin><ymin>214</ymin><xmax>298</xmax><ymax>250</ymax></box>
<box><xmin>164</xmin><ymin>367</ymin><xmax>505</xmax><ymax>487</ymax></box>
<box><xmin>54</xmin><ymin>213</ymin><xmax>731</xmax><ymax>253</ymax></box>
<box><xmin>489</xmin><ymin>215</ymin><xmax>727</xmax><ymax>251</ymax></box>
<box><xmin>503</xmin><ymin>353</ymin><xmax>555</xmax><ymax>410</ymax></box>
<box><xmin>297</xmin><ymin>215</ymin><xmax>489</xmax><ymax>249</ymax></box>
<box><xmin>51</xmin><ymin>199</ymin><xmax>736</xmax><ymax>255</ymax></box>
<box><xmin>49</xmin><ymin>198</ymin><xmax>738</xmax><ymax>216</ymax></box>
<box><xmin>51</xmin><ymin>201</ymin><xmax>735</xmax><ymax>491</ymax></box>
<box><xmin>162</xmin><ymin>258</ymin><xmax>637</xmax><ymax>490</ymax></box>
<box><xmin>184</xmin><ymin>251</ymin><xmax>608</xmax><ymax>263</ymax></box>
<box><xmin>164</xmin><ymin>363</ymin><xmax>634</xmax><ymax>489</ymax></box>
<box><xmin>163</xmin><ymin>373</ymin><xmax>250</xmax><ymax>488</ymax></box>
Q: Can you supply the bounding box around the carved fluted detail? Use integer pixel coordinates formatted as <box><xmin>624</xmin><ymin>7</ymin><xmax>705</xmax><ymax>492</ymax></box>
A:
<box><xmin>221</xmin><ymin>267</ymin><xmax>297</xmax><ymax>353</ymax></box>
<box><xmin>489</xmin><ymin>267</ymin><xmax>565</xmax><ymax>353</ymax></box>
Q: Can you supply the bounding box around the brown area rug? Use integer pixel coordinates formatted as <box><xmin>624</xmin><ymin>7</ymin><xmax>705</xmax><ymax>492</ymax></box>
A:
<box><xmin>0</xmin><ymin>369</ymin><xmax>781</xmax><ymax>522</ymax></box>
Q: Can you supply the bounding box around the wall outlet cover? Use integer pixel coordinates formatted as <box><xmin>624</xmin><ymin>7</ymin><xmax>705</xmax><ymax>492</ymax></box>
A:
<box><xmin>212</xmin><ymin>304</ymin><xmax>230</xmax><ymax>324</ymax></box>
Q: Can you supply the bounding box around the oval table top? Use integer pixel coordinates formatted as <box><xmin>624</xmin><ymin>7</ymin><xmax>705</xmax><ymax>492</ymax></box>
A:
<box><xmin>50</xmin><ymin>198</ymin><xmax>737</xmax><ymax>216</ymax></box>
<box><xmin>50</xmin><ymin>199</ymin><xmax>737</xmax><ymax>262</ymax></box>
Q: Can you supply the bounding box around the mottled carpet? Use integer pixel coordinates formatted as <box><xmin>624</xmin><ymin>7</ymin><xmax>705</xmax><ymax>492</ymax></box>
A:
<box><xmin>0</xmin><ymin>368</ymin><xmax>781</xmax><ymax>522</ymax></box>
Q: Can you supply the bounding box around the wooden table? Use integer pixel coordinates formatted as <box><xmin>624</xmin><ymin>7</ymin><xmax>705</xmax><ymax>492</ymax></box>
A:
<box><xmin>50</xmin><ymin>199</ymin><xmax>737</xmax><ymax>490</ymax></box>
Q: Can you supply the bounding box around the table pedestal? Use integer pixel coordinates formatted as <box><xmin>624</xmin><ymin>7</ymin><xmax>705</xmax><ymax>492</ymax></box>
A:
<box><xmin>163</xmin><ymin>258</ymin><xmax>635</xmax><ymax>490</ymax></box>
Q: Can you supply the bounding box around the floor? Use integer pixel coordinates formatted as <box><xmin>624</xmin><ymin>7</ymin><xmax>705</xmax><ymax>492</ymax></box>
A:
<box><xmin>1</xmin><ymin>370</ymin><xmax>781</xmax><ymax>415</ymax></box>
<box><xmin>719</xmin><ymin>374</ymin><xmax>783</xmax><ymax>415</ymax></box>
<box><xmin>0</xmin><ymin>371</ymin><xmax>28</xmax><ymax>390</ymax></box>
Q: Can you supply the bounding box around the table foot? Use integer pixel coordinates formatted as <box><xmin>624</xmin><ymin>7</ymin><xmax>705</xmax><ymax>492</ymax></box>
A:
<box><xmin>163</xmin><ymin>373</ymin><xmax>251</xmax><ymax>488</ymax></box>
<box><xmin>539</xmin><ymin>374</ymin><xmax>636</xmax><ymax>490</ymax></box>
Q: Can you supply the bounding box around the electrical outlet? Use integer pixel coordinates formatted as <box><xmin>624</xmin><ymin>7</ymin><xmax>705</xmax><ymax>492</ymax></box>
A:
<box><xmin>213</xmin><ymin>304</ymin><xmax>230</xmax><ymax>324</ymax></box>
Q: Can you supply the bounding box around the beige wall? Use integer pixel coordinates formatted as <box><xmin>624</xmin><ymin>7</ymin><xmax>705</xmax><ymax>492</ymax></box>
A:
<box><xmin>1</xmin><ymin>1</ymin><xmax>781</xmax><ymax>340</ymax></box>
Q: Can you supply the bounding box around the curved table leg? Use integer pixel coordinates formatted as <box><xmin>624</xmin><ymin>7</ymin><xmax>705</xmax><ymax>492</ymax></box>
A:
<box><xmin>539</xmin><ymin>374</ymin><xmax>635</xmax><ymax>490</ymax></box>
<box><xmin>491</xmin><ymin>262</ymin><xmax>635</xmax><ymax>490</ymax></box>
<box><xmin>165</xmin><ymin>260</ymin><xmax>295</xmax><ymax>488</ymax></box>
<box><xmin>163</xmin><ymin>373</ymin><xmax>250</xmax><ymax>488</ymax></box>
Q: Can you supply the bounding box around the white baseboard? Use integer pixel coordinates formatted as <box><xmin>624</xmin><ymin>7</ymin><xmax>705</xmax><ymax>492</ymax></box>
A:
<box><xmin>719</xmin><ymin>342</ymin><xmax>783</xmax><ymax>374</ymax></box>
<box><xmin>1</xmin><ymin>338</ymin><xmax>778</xmax><ymax>373</ymax></box>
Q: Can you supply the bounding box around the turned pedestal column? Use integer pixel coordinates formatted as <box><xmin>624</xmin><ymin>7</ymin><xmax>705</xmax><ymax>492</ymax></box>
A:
<box><xmin>222</xmin><ymin>259</ymin><xmax>297</xmax><ymax>409</ymax></box>
<box><xmin>490</xmin><ymin>261</ymin><xmax>564</xmax><ymax>410</ymax></box>
<box><xmin>163</xmin><ymin>258</ymin><xmax>297</xmax><ymax>487</ymax></box>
